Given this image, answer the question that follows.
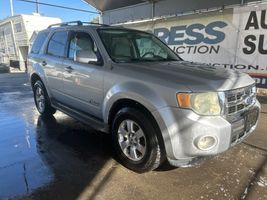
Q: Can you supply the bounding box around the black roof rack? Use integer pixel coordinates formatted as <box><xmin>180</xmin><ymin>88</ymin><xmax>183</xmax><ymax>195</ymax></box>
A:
<box><xmin>47</xmin><ymin>21</ymin><xmax>110</xmax><ymax>28</ymax></box>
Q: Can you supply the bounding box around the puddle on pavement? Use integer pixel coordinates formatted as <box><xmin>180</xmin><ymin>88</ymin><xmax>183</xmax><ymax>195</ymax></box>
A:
<box><xmin>0</xmin><ymin>98</ymin><xmax>53</xmax><ymax>198</ymax></box>
<box><xmin>0</xmin><ymin>91</ymin><xmax>111</xmax><ymax>199</ymax></box>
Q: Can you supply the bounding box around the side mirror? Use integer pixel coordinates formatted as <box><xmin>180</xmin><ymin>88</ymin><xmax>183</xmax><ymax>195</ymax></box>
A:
<box><xmin>74</xmin><ymin>50</ymin><xmax>101</xmax><ymax>65</ymax></box>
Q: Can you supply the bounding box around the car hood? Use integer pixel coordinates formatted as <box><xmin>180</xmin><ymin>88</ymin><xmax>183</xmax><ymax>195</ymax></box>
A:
<box><xmin>117</xmin><ymin>61</ymin><xmax>255</xmax><ymax>92</ymax></box>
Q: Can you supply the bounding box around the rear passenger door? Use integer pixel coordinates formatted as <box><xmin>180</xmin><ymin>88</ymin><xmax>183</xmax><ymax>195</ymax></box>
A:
<box><xmin>44</xmin><ymin>31</ymin><xmax>68</xmax><ymax>102</ymax></box>
<box><xmin>61</xmin><ymin>31</ymin><xmax>104</xmax><ymax>119</ymax></box>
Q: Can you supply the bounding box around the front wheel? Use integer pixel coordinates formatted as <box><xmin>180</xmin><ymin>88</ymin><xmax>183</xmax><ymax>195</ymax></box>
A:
<box><xmin>112</xmin><ymin>107</ymin><xmax>164</xmax><ymax>173</ymax></box>
<box><xmin>33</xmin><ymin>80</ymin><xmax>56</xmax><ymax>116</ymax></box>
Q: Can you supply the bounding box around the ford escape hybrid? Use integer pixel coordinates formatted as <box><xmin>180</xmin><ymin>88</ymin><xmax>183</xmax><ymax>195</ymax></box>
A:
<box><xmin>28</xmin><ymin>21</ymin><xmax>261</xmax><ymax>173</ymax></box>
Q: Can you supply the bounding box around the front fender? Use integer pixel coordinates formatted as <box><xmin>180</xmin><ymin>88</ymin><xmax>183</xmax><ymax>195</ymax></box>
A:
<box><xmin>103</xmin><ymin>81</ymin><xmax>168</xmax><ymax>123</ymax></box>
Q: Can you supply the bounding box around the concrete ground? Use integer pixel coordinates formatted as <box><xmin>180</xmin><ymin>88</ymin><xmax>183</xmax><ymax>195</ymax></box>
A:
<box><xmin>0</xmin><ymin>64</ymin><xmax>10</xmax><ymax>73</ymax></box>
<box><xmin>0</xmin><ymin>73</ymin><xmax>266</xmax><ymax>200</ymax></box>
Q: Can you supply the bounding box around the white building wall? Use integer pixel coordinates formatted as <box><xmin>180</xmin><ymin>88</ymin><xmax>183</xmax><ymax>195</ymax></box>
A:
<box><xmin>0</xmin><ymin>21</ymin><xmax>16</xmax><ymax>63</ymax></box>
<box><xmin>0</xmin><ymin>14</ymin><xmax>61</xmax><ymax>71</ymax></box>
<box><xmin>22</xmin><ymin>14</ymin><xmax>61</xmax><ymax>44</ymax></box>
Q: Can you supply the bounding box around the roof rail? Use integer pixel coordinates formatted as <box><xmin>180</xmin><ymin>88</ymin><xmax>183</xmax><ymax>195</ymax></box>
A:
<box><xmin>82</xmin><ymin>22</ymin><xmax>110</xmax><ymax>27</ymax></box>
<box><xmin>47</xmin><ymin>21</ymin><xmax>110</xmax><ymax>28</ymax></box>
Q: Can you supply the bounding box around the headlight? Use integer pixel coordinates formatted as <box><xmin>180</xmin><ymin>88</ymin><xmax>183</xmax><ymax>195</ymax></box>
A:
<box><xmin>177</xmin><ymin>92</ymin><xmax>221</xmax><ymax>116</ymax></box>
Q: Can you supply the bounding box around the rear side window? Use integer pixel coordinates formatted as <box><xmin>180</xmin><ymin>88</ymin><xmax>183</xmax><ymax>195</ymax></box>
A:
<box><xmin>47</xmin><ymin>31</ymin><xmax>68</xmax><ymax>57</ymax></box>
<box><xmin>31</xmin><ymin>32</ymin><xmax>48</xmax><ymax>54</ymax></box>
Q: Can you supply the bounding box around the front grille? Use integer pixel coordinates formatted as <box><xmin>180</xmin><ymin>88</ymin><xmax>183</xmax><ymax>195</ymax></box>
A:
<box><xmin>225</xmin><ymin>85</ymin><xmax>256</xmax><ymax>115</ymax></box>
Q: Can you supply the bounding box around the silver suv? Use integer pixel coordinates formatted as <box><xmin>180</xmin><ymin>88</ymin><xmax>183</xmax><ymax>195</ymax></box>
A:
<box><xmin>28</xmin><ymin>21</ymin><xmax>261</xmax><ymax>172</ymax></box>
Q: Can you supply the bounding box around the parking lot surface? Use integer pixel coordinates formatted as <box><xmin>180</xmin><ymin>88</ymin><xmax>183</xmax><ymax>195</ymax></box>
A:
<box><xmin>0</xmin><ymin>73</ymin><xmax>266</xmax><ymax>200</ymax></box>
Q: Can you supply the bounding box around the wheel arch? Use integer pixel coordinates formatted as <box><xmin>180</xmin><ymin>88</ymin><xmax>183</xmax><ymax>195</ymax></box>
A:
<box><xmin>108</xmin><ymin>98</ymin><xmax>151</xmax><ymax>125</ymax></box>
<box><xmin>30</xmin><ymin>73</ymin><xmax>42</xmax><ymax>88</ymax></box>
<box><xmin>103</xmin><ymin>81</ymin><xmax>168</xmax><ymax>123</ymax></box>
<box><xmin>30</xmin><ymin>72</ymin><xmax>52</xmax><ymax>98</ymax></box>
<box><xmin>107</xmin><ymin>98</ymin><xmax>167</xmax><ymax>158</ymax></box>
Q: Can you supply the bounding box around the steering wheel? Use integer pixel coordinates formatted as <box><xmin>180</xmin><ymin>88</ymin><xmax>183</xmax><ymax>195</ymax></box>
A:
<box><xmin>142</xmin><ymin>52</ymin><xmax>155</xmax><ymax>58</ymax></box>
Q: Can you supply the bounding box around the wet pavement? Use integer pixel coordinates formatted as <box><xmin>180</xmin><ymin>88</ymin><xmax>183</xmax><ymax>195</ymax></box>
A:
<box><xmin>0</xmin><ymin>73</ymin><xmax>266</xmax><ymax>200</ymax></box>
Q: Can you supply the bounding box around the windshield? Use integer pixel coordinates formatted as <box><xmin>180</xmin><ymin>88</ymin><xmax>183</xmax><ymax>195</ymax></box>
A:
<box><xmin>98</xmin><ymin>29</ymin><xmax>181</xmax><ymax>63</ymax></box>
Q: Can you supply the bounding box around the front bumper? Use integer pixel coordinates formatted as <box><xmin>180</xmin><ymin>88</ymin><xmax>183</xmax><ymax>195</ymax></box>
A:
<box><xmin>152</xmin><ymin>100</ymin><xmax>261</xmax><ymax>167</ymax></box>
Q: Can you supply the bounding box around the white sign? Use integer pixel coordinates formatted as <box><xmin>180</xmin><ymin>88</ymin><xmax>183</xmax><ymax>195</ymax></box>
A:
<box><xmin>128</xmin><ymin>4</ymin><xmax>267</xmax><ymax>88</ymax></box>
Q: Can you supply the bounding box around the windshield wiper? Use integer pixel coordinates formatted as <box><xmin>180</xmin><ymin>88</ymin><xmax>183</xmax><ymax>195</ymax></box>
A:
<box><xmin>117</xmin><ymin>58</ymin><xmax>178</xmax><ymax>63</ymax></box>
<box><xmin>160</xmin><ymin>58</ymin><xmax>178</xmax><ymax>62</ymax></box>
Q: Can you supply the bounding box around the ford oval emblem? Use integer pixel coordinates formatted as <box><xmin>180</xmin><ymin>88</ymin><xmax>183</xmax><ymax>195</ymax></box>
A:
<box><xmin>244</xmin><ymin>96</ymin><xmax>253</xmax><ymax>106</ymax></box>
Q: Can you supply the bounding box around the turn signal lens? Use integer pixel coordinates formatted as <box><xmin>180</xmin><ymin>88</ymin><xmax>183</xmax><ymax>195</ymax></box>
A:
<box><xmin>176</xmin><ymin>93</ymin><xmax>191</xmax><ymax>108</ymax></box>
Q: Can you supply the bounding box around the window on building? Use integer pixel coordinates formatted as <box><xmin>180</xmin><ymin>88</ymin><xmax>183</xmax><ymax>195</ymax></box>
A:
<box><xmin>0</xmin><ymin>31</ymin><xmax>4</xmax><ymax>38</ymax></box>
<box><xmin>47</xmin><ymin>31</ymin><xmax>68</xmax><ymax>57</ymax></box>
<box><xmin>15</xmin><ymin>23</ymin><xmax>22</xmax><ymax>33</ymax></box>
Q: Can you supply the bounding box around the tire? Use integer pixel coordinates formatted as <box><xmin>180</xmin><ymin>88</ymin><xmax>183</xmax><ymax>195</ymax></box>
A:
<box><xmin>112</xmin><ymin>107</ymin><xmax>164</xmax><ymax>173</ymax></box>
<box><xmin>33</xmin><ymin>80</ymin><xmax>56</xmax><ymax>116</ymax></box>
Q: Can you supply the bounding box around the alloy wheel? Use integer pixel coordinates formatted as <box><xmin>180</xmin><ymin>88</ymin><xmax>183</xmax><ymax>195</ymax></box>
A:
<box><xmin>117</xmin><ymin>120</ymin><xmax>147</xmax><ymax>161</ymax></box>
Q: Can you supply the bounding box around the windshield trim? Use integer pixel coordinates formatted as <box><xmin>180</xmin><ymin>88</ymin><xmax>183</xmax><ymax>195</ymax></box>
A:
<box><xmin>96</xmin><ymin>28</ymin><xmax>182</xmax><ymax>63</ymax></box>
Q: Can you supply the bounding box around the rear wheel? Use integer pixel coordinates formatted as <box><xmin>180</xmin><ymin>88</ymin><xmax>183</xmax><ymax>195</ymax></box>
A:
<box><xmin>112</xmin><ymin>107</ymin><xmax>164</xmax><ymax>173</ymax></box>
<box><xmin>33</xmin><ymin>80</ymin><xmax>56</xmax><ymax>116</ymax></box>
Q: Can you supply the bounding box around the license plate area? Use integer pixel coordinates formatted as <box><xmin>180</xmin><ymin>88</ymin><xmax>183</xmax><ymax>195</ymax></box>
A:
<box><xmin>243</xmin><ymin>108</ymin><xmax>259</xmax><ymax>132</ymax></box>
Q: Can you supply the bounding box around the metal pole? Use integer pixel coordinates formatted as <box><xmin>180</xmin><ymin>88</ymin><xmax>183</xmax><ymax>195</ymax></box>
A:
<box><xmin>151</xmin><ymin>1</ymin><xmax>155</xmax><ymax>20</ymax></box>
<box><xmin>10</xmin><ymin>0</ymin><xmax>14</xmax><ymax>16</ymax></box>
<box><xmin>9</xmin><ymin>21</ymin><xmax>19</xmax><ymax>62</ymax></box>
<box><xmin>151</xmin><ymin>1</ymin><xmax>155</xmax><ymax>32</ymax></box>
<box><xmin>36</xmin><ymin>0</ymin><xmax>39</xmax><ymax>13</ymax></box>
<box><xmin>99</xmin><ymin>12</ymin><xmax>103</xmax><ymax>24</ymax></box>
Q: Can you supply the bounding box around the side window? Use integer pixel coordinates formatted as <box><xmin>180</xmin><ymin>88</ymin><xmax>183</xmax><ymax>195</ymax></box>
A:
<box><xmin>30</xmin><ymin>32</ymin><xmax>48</xmax><ymax>54</ymax></box>
<box><xmin>68</xmin><ymin>32</ymin><xmax>98</xmax><ymax>60</ymax></box>
<box><xmin>47</xmin><ymin>31</ymin><xmax>68</xmax><ymax>57</ymax></box>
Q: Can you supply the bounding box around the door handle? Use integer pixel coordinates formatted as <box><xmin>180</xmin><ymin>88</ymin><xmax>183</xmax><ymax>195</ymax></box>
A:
<box><xmin>64</xmin><ymin>66</ymin><xmax>73</xmax><ymax>73</ymax></box>
<box><xmin>41</xmin><ymin>61</ymin><xmax>47</xmax><ymax>66</ymax></box>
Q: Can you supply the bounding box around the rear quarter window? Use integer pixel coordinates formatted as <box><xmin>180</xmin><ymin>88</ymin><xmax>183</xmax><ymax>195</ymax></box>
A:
<box><xmin>47</xmin><ymin>31</ymin><xmax>68</xmax><ymax>57</ymax></box>
<box><xmin>30</xmin><ymin>32</ymin><xmax>49</xmax><ymax>54</ymax></box>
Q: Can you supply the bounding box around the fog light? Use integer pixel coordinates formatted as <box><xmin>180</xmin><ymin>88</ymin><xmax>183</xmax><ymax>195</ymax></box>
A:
<box><xmin>195</xmin><ymin>136</ymin><xmax>217</xmax><ymax>151</ymax></box>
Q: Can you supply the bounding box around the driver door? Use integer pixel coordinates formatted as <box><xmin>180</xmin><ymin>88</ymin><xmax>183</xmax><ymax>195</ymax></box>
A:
<box><xmin>61</xmin><ymin>31</ymin><xmax>104</xmax><ymax>118</ymax></box>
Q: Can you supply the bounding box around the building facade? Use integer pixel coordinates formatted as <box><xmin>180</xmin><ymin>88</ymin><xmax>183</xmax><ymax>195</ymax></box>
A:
<box><xmin>0</xmin><ymin>14</ymin><xmax>61</xmax><ymax>71</ymax></box>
